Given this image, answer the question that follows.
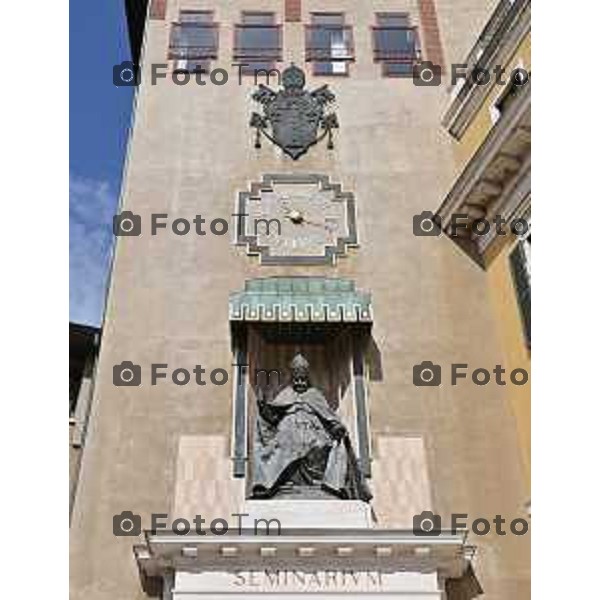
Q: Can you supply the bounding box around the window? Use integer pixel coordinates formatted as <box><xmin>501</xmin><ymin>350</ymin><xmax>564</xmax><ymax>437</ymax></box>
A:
<box><xmin>491</xmin><ymin>71</ymin><xmax>528</xmax><ymax>123</ymax></box>
<box><xmin>168</xmin><ymin>10</ymin><xmax>218</xmax><ymax>72</ymax></box>
<box><xmin>234</xmin><ymin>12</ymin><xmax>282</xmax><ymax>75</ymax></box>
<box><xmin>373</xmin><ymin>13</ymin><xmax>420</xmax><ymax>77</ymax></box>
<box><xmin>306</xmin><ymin>13</ymin><xmax>354</xmax><ymax>76</ymax></box>
<box><xmin>510</xmin><ymin>233</ymin><xmax>531</xmax><ymax>347</ymax></box>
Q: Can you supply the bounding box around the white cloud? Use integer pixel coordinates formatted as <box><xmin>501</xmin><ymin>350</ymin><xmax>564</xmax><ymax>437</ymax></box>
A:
<box><xmin>69</xmin><ymin>173</ymin><xmax>117</xmax><ymax>326</ymax></box>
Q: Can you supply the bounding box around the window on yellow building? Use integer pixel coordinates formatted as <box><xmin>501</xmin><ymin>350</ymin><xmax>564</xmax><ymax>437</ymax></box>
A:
<box><xmin>491</xmin><ymin>70</ymin><xmax>528</xmax><ymax>123</ymax></box>
<box><xmin>510</xmin><ymin>233</ymin><xmax>531</xmax><ymax>348</ymax></box>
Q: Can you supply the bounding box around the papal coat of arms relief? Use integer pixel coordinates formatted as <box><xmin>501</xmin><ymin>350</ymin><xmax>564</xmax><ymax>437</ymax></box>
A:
<box><xmin>250</xmin><ymin>64</ymin><xmax>339</xmax><ymax>160</ymax></box>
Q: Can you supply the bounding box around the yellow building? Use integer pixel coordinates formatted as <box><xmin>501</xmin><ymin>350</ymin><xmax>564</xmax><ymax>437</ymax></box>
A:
<box><xmin>437</xmin><ymin>0</ymin><xmax>531</xmax><ymax>494</ymax></box>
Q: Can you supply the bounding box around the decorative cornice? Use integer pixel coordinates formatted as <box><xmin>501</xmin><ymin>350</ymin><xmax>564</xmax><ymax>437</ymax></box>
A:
<box><xmin>437</xmin><ymin>83</ymin><xmax>531</xmax><ymax>267</ymax></box>
<box><xmin>229</xmin><ymin>277</ymin><xmax>372</xmax><ymax>323</ymax></box>
<box><xmin>442</xmin><ymin>0</ymin><xmax>531</xmax><ymax>139</ymax></box>
<box><xmin>135</xmin><ymin>528</ymin><xmax>475</xmax><ymax>580</ymax></box>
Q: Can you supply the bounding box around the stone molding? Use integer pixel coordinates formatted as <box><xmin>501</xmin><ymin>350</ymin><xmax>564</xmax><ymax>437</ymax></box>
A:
<box><xmin>442</xmin><ymin>0</ymin><xmax>531</xmax><ymax>139</ymax></box>
<box><xmin>436</xmin><ymin>83</ymin><xmax>530</xmax><ymax>268</ymax></box>
<box><xmin>229</xmin><ymin>277</ymin><xmax>372</xmax><ymax>323</ymax></box>
<box><xmin>135</xmin><ymin>528</ymin><xmax>475</xmax><ymax>583</ymax></box>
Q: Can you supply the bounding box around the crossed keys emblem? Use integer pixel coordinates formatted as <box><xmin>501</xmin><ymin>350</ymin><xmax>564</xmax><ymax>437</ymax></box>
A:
<box><xmin>250</xmin><ymin>64</ymin><xmax>339</xmax><ymax>160</ymax></box>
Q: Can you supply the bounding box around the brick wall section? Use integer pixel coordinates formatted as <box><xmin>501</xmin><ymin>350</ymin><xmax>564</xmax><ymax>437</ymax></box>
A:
<box><xmin>149</xmin><ymin>0</ymin><xmax>167</xmax><ymax>20</ymax></box>
<box><xmin>418</xmin><ymin>0</ymin><xmax>446</xmax><ymax>71</ymax></box>
<box><xmin>285</xmin><ymin>0</ymin><xmax>302</xmax><ymax>22</ymax></box>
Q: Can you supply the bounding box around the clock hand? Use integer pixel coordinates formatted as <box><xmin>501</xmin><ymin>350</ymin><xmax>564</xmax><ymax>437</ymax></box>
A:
<box><xmin>284</xmin><ymin>209</ymin><xmax>305</xmax><ymax>225</ymax></box>
<box><xmin>283</xmin><ymin>210</ymin><xmax>334</xmax><ymax>230</ymax></box>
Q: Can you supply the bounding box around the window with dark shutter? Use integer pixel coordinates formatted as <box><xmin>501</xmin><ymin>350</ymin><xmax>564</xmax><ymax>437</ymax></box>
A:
<box><xmin>373</xmin><ymin>13</ymin><xmax>420</xmax><ymax>77</ymax></box>
<box><xmin>493</xmin><ymin>75</ymin><xmax>528</xmax><ymax>121</ymax></box>
<box><xmin>306</xmin><ymin>13</ymin><xmax>354</xmax><ymax>76</ymax></box>
<box><xmin>510</xmin><ymin>234</ymin><xmax>531</xmax><ymax>348</ymax></box>
<box><xmin>168</xmin><ymin>10</ymin><xmax>218</xmax><ymax>73</ymax></box>
<box><xmin>234</xmin><ymin>12</ymin><xmax>282</xmax><ymax>75</ymax></box>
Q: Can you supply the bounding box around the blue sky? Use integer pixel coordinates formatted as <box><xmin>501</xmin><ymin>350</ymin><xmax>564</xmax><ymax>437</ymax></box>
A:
<box><xmin>70</xmin><ymin>1</ymin><xmax>134</xmax><ymax>326</ymax></box>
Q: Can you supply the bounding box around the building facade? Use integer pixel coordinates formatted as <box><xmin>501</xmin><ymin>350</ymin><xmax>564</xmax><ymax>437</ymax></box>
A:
<box><xmin>70</xmin><ymin>1</ymin><xmax>531</xmax><ymax>599</ymax></box>
<box><xmin>436</xmin><ymin>0</ymin><xmax>531</xmax><ymax>487</ymax></box>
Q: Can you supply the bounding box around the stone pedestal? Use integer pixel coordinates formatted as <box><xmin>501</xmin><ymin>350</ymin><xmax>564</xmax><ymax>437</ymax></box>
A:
<box><xmin>243</xmin><ymin>500</ymin><xmax>373</xmax><ymax>529</ymax></box>
<box><xmin>135</xmin><ymin>528</ymin><xmax>480</xmax><ymax>600</ymax></box>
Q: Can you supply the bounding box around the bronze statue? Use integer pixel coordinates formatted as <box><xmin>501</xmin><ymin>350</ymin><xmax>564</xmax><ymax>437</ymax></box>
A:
<box><xmin>251</xmin><ymin>353</ymin><xmax>372</xmax><ymax>502</ymax></box>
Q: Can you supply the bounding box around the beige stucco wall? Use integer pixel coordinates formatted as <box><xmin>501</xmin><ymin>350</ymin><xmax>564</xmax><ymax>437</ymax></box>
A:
<box><xmin>435</xmin><ymin>0</ymin><xmax>500</xmax><ymax>67</ymax></box>
<box><xmin>70</xmin><ymin>2</ymin><xmax>529</xmax><ymax>599</ymax></box>
<box><xmin>487</xmin><ymin>242</ymin><xmax>531</xmax><ymax>484</ymax></box>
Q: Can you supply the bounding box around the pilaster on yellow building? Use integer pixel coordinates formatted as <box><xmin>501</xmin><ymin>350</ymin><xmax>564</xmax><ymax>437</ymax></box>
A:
<box><xmin>437</xmin><ymin>0</ymin><xmax>531</xmax><ymax>488</ymax></box>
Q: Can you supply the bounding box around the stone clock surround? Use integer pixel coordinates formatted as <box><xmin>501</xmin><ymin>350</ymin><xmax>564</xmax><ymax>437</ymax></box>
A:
<box><xmin>235</xmin><ymin>174</ymin><xmax>358</xmax><ymax>266</ymax></box>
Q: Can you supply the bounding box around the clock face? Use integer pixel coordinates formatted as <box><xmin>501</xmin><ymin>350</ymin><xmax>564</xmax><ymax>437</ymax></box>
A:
<box><xmin>236</xmin><ymin>174</ymin><xmax>358</xmax><ymax>265</ymax></box>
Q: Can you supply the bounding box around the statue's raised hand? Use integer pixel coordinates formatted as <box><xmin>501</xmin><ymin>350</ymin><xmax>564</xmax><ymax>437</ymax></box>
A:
<box><xmin>330</xmin><ymin>423</ymin><xmax>347</xmax><ymax>441</ymax></box>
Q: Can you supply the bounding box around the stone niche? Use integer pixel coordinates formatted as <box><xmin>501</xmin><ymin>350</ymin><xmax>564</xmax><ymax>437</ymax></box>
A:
<box><xmin>229</xmin><ymin>277</ymin><xmax>373</xmax><ymax>483</ymax></box>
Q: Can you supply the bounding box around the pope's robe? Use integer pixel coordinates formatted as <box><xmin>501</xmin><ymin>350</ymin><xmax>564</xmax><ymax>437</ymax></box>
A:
<box><xmin>251</xmin><ymin>385</ymin><xmax>372</xmax><ymax>502</ymax></box>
